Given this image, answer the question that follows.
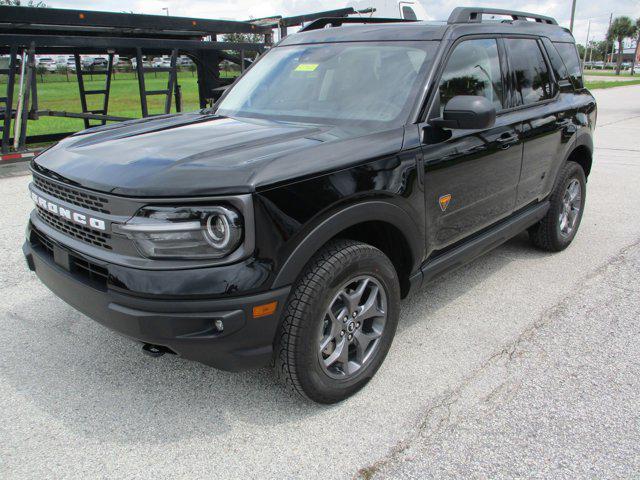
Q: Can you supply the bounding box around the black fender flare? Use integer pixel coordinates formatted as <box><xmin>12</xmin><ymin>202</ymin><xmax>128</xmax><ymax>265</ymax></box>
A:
<box><xmin>546</xmin><ymin>129</ymin><xmax>594</xmax><ymax>197</ymax></box>
<box><xmin>271</xmin><ymin>200</ymin><xmax>423</xmax><ymax>289</ymax></box>
<box><xmin>573</xmin><ymin>130</ymin><xmax>593</xmax><ymax>158</ymax></box>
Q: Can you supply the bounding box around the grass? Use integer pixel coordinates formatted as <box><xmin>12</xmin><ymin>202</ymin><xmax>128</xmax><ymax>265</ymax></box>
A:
<box><xmin>584</xmin><ymin>79</ymin><xmax>640</xmax><ymax>89</ymax></box>
<box><xmin>5</xmin><ymin>70</ymin><xmax>238</xmax><ymax>137</ymax></box>
<box><xmin>584</xmin><ymin>69</ymin><xmax>637</xmax><ymax>77</ymax></box>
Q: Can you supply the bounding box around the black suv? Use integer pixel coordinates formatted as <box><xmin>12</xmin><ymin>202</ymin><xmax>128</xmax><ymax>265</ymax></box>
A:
<box><xmin>23</xmin><ymin>8</ymin><xmax>596</xmax><ymax>403</ymax></box>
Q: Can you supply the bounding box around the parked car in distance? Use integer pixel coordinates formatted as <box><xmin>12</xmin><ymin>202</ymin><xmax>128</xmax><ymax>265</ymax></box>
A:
<box><xmin>24</xmin><ymin>7</ymin><xmax>596</xmax><ymax>404</ymax></box>
<box><xmin>91</xmin><ymin>57</ymin><xmax>109</xmax><ymax>68</ymax></box>
<box><xmin>36</xmin><ymin>56</ymin><xmax>57</xmax><ymax>71</ymax></box>
<box><xmin>151</xmin><ymin>57</ymin><xmax>171</xmax><ymax>68</ymax></box>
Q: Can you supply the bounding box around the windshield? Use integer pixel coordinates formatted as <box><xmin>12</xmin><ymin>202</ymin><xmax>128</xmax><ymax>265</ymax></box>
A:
<box><xmin>216</xmin><ymin>41</ymin><xmax>437</xmax><ymax>127</ymax></box>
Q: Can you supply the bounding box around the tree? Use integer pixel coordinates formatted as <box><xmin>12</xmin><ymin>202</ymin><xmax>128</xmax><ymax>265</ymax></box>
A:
<box><xmin>632</xmin><ymin>18</ymin><xmax>640</xmax><ymax>76</ymax></box>
<box><xmin>222</xmin><ymin>32</ymin><xmax>263</xmax><ymax>61</ymax></box>
<box><xmin>593</xmin><ymin>40</ymin><xmax>612</xmax><ymax>62</ymax></box>
<box><xmin>221</xmin><ymin>32</ymin><xmax>263</xmax><ymax>72</ymax></box>
<box><xmin>607</xmin><ymin>16</ymin><xmax>635</xmax><ymax>75</ymax></box>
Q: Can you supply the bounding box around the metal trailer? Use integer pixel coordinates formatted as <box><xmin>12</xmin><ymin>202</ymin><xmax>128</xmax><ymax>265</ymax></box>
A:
<box><xmin>0</xmin><ymin>6</ymin><xmax>371</xmax><ymax>160</ymax></box>
<box><xmin>0</xmin><ymin>6</ymin><xmax>273</xmax><ymax>157</ymax></box>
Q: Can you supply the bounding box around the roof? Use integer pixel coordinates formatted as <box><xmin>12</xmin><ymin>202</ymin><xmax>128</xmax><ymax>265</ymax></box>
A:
<box><xmin>279</xmin><ymin>19</ymin><xmax>574</xmax><ymax>46</ymax></box>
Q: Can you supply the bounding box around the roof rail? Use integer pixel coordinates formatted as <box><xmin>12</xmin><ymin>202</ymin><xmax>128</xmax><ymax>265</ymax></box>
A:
<box><xmin>300</xmin><ymin>16</ymin><xmax>415</xmax><ymax>32</ymax></box>
<box><xmin>447</xmin><ymin>7</ymin><xmax>557</xmax><ymax>25</ymax></box>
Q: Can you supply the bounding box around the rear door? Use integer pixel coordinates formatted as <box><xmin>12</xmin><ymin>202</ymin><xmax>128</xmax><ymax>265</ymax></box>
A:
<box><xmin>420</xmin><ymin>37</ymin><xmax>523</xmax><ymax>254</ymax></box>
<box><xmin>504</xmin><ymin>37</ymin><xmax>569</xmax><ymax>208</ymax></box>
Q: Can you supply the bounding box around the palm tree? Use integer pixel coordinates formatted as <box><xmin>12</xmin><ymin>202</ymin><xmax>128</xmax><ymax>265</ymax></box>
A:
<box><xmin>631</xmin><ymin>18</ymin><xmax>640</xmax><ymax>76</ymax></box>
<box><xmin>607</xmin><ymin>16</ymin><xmax>636</xmax><ymax>75</ymax></box>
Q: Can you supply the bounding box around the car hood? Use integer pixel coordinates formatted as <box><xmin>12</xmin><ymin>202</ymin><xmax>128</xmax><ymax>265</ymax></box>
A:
<box><xmin>34</xmin><ymin>112</ymin><xmax>405</xmax><ymax>197</ymax></box>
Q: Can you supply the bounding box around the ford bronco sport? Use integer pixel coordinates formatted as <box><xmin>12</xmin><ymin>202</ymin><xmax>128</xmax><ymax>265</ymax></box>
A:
<box><xmin>23</xmin><ymin>7</ymin><xmax>596</xmax><ymax>403</ymax></box>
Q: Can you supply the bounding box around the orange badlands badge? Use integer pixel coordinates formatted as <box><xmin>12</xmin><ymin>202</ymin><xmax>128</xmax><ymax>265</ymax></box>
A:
<box><xmin>438</xmin><ymin>194</ymin><xmax>452</xmax><ymax>212</ymax></box>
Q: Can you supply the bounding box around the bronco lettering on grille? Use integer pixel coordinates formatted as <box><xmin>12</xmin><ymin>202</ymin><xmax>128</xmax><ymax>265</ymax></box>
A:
<box><xmin>31</xmin><ymin>191</ymin><xmax>107</xmax><ymax>231</ymax></box>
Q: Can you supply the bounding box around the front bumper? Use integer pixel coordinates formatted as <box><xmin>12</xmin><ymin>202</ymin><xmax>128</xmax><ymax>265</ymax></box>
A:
<box><xmin>23</xmin><ymin>227</ymin><xmax>290</xmax><ymax>372</ymax></box>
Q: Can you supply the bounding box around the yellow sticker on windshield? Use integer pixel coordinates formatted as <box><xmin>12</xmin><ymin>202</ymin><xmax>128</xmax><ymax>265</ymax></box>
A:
<box><xmin>295</xmin><ymin>63</ymin><xmax>319</xmax><ymax>72</ymax></box>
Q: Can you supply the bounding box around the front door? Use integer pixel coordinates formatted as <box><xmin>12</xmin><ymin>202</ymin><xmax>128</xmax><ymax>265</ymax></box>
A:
<box><xmin>420</xmin><ymin>37</ymin><xmax>523</xmax><ymax>255</ymax></box>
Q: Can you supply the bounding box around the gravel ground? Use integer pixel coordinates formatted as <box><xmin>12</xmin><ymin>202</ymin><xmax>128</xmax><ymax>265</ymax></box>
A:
<box><xmin>1</xmin><ymin>86</ymin><xmax>639</xmax><ymax>479</ymax></box>
<box><xmin>364</xmin><ymin>241</ymin><xmax>640</xmax><ymax>479</ymax></box>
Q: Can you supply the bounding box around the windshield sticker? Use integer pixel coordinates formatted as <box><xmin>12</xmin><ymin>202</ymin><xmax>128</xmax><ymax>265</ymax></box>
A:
<box><xmin>295</xmin><ymin>63</ymin><xmax>319</xmax><ymax>72</ymax></box>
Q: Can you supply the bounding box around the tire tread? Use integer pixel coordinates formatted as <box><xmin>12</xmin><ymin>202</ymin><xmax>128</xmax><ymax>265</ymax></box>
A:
<box><xmin>273</xmin><ymin>239</ymin><xmax>391</xmax><ymax>402</ymax></box>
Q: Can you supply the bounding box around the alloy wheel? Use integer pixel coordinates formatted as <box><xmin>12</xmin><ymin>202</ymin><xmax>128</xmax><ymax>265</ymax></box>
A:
<box><xmin>317</xmin><ymin>276</ymin><xmax>388</xmax><ymax>379</ymax></box>
<box><xmin>558</xmin><ymin>178</ymin><xmax>582</xmax><ymax>237</ymax></box>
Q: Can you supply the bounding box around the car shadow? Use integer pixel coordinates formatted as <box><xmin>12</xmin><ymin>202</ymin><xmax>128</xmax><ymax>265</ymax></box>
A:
<box><xmin>2</xmin><ymin>231</ymin><xmax>551</xmax><ymax>443</ymax></box>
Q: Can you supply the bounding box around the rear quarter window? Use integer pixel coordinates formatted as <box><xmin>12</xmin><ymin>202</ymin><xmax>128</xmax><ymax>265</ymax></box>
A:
<box><xmin>542</xmin><ymin>38</ymin><xmax>570</xmax><ymax>85</ymax></box>
<box><xmin>553</xmin><ymin>42</ymin><xmax>584</xmax><ymax>89</ymax></box>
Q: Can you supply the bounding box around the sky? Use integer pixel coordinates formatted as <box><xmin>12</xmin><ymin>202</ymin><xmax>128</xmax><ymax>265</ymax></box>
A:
<box><xmin>44</xmin><ymin>0</ymin><xmax>640</xmax><ymax>47</ymax></box>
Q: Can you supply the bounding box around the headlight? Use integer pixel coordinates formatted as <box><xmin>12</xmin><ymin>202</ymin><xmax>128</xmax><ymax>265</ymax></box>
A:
<box><xmin>117</xmin><ymin>206</ymin><xmax>243</xmax><ymax>259</ymax></box>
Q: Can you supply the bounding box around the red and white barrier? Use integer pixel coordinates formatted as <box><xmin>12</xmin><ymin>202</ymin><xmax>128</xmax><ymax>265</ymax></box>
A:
<box><xmin>0</xmin><ymin>151</ymin><xmax>39</xmax><ymax>162</ymax></box>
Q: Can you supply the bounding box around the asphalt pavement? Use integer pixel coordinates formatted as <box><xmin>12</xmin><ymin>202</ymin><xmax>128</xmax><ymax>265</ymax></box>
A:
<box><xmin>1</xmin><ymin>85</ymin><xmax>639</xmax><ymax>479</ymax></box>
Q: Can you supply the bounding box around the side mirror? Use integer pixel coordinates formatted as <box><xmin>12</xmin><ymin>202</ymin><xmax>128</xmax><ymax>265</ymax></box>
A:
<box><xmin>430</xmin><ymin>95</ymin><xmax>496</xmax><ymax>130</ymax></box>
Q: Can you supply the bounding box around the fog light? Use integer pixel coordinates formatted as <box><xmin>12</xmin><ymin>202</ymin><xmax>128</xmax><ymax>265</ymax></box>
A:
<box><xmin>214</xmin><ymin>319</ymin><xmax>224</xmax><ymax>332</ymax></box>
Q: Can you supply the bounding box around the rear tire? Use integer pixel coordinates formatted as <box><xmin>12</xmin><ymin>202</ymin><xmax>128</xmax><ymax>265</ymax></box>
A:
<box><xmin>273</xmin><ymin>239</ymin><xmax>400</xmax><ymax>404</ymax></box>
<box><xmin>529</xmin><ymin>161</ymin><xmax>586</xmax><ymax>252</ymax></box>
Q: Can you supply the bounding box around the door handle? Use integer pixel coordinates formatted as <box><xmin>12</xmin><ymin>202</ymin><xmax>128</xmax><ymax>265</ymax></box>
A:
<box><xmin>557</xmin><ymin>119</ymin><xmax>577</xmax><ymax>134</ymax></box>
<box><xmin>496</xmin><ymin>133</ymin><xmax>519</xmax><ymax>149</ymax></box>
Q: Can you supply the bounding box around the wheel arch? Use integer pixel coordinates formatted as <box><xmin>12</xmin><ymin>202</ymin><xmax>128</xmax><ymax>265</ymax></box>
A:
<box><xmin>569</xmin><ymin>133</ymin><xmax>593</xmax><ymax>178</ymax></box>
<box><xmin>271</xmin><ymin>201</ymin><xmax>423</xmax><ymax>298</ymax></box>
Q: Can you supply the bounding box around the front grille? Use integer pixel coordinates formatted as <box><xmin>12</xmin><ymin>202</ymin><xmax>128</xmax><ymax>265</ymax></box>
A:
<box><xmin>36</xmin><ymin>206</ymin><xmax>113</xmax><ymax>250</ymax></box>
<box><xmin>33</xmin><ymin>174</ymin><xmax>112</xmax><ymax>214</ymax></box>
<box><xmin>31</xmin><ymin>226</ymin><xmax>109</xmax><ymax>290</ymax></box>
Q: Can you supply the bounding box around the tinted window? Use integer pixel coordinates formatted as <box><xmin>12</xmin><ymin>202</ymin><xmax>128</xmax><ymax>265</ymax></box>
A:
<box><xmin>505</xmin><ymin>38</ymin><xmax>553</xmax><ymax>105</ymax></box>
<box><xmin>554</xmin><ymin>42</ymin><xmax>584</xmax><ymax>89</ymax></box>
<box><xmin>542</xmin><ymin>39</ymin><xmax>569</xmax><ymax>85</ymax></box>
<box><xmin>402</xmin><ymin>6</ymin><xmax>417</xmax><ymax>20</ymax></box>
<box><xmin>438</xmin><ymin>39</ymin><xmax>504</xmax><ymax>113</ymax></box>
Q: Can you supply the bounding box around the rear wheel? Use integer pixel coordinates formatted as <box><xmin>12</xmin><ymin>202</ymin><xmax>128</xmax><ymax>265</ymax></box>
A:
<box><xmin>529</xmin><ymin>161</ymin><xmax>586</xmax><ymax>252</ymax></box>
<box><xmin>274</xmin><ymin>240</ymin><xmax>400</xmax><ymax>404</ymax></box>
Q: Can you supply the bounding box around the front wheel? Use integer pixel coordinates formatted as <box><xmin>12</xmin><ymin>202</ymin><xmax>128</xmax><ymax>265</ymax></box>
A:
<box><xmin>529</xmin><ymin>161</ymin><xmax>587</xmax><ymax>252</ymax></box>
<box><xmin>273</xmin><ymin>240</ymin><xmax>400</xmax><ymax>404</ymax></box>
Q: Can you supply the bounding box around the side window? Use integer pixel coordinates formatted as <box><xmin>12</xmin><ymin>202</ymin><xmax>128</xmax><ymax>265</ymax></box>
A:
<box><xmin>438</xmin><ymin>38</ymin><xmax>504</xmax><ymax>113</ymax></box>
<box><xmin>401</xmin><ymin>6</ymin><xmax>417</xmax><ymax>20</ymax></box>
<box><xmin>505</xmin><ymin>38</ymin><xmax>553</xmax><ymax>105</ymax></box>
<box><xmin>542</xmin><ymin>38</ymin><xmax>569</xmax><ymax>85</ymax></box>
<box><xmin>553</xmin><ymin>42</ymin><xmax>584</xmax><ymax>89</ymax></box>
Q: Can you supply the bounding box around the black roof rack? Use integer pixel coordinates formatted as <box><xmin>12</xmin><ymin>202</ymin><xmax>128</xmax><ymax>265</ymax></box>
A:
<box><xmin>300</xmin><ymin>16</ymin><xmax>416</xmax><ymax>33</ymax></box>
<box><xmin>447</xmin><ymin>7</ymin><xmax>557</xmax><ymax>25</ymax></box>
<box><xmin>249</xmin><ymin>8</ymin><xmax>357</xmax><ymax>28</ymax></box>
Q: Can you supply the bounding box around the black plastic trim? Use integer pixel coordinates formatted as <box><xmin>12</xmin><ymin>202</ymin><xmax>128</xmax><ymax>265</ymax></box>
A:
<box><xmin>420</xmin><ymin>202</ymin><xmax>549</xmax><ymax>284</ymax></box>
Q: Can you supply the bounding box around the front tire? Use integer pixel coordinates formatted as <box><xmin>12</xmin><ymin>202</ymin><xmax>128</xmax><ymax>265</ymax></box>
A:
<box><xmin>529</xmin><ymin>161</ymin><xmax>587</xmax><ymax>252</ymax></box>
<box><xmin>274</xmin><ymin>240</ymin><xmax>401</xmax><ymax>404</ymax></box>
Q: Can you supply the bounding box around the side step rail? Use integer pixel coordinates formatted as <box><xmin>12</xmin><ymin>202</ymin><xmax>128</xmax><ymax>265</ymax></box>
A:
<box><xmin>421</xmin><ymin>202</ymin><xmax>550</xmax><ymax>285</ymax></box>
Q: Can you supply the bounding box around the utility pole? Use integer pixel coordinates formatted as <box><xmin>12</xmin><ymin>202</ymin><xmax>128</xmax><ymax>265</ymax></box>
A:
<box><xmin>162</xmin><ymin>7</ymin><xmax>169</xmax><ymax>16</ymax></box>
<box><xmin>582</xmin><ymin>19</ymin><xmax>591</xmax><ymax>69</ymax></box>
<box><xmin>608</xmin><ymin>13</ymin><xmax>615</xmax><ymax>64</ymax></box>
<box><xmin>569</xmin><ymin>0</ymin><xmax>577</xmax><ymax>32</ymax></box>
